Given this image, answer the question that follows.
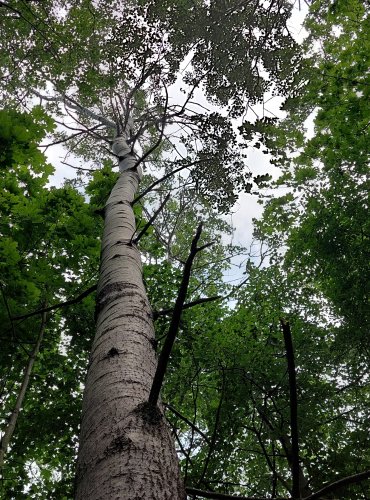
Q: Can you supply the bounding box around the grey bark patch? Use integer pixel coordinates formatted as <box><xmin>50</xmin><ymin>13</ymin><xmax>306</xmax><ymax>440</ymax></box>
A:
<box><xmin>95</xmin><ymin>282</ymin><xmax>140</xmax><ymax>317</ymax></box>
<box><xmin>97</xmin><ymin>282</ymin><xmax>138</xmax><ymax>301</ymax></box>
<box><xmin>104</xmin><ymin>434</ymin><xmax>132</xmax><ymax>457</ymax></box>
<box><xmin>135</xmin><ymin>402</ymin><xmax>163</xmax><ymax>426</ymax></box>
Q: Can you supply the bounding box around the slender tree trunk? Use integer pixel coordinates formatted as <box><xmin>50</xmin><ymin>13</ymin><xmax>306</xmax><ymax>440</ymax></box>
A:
<box><xmin>0</xmin><ymin>311</ymin><xmax>47</xmax><ymax>469</ymax></box>
<box><xmin>75</xmin><ymin>136</ymin><xmax>185</xmax><ymax>499</ymax></box>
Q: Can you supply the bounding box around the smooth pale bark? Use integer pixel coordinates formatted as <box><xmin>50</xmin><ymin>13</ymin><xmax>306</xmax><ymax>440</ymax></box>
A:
<box><xmin>75</xmin><ymin>138</ymin><xmax>185</xmax><ymax>499</ymax></box>
<box><xmin>0</xmin><ymin>311</ymin><xmax>47</xmax><ymax>468</ymax></box>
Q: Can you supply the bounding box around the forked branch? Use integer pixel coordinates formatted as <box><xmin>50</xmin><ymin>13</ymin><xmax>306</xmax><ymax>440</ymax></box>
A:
<box><xmin>148</xmin><ymin>223</ymin><xmax>211</xmax><ymax>407</ymax></box>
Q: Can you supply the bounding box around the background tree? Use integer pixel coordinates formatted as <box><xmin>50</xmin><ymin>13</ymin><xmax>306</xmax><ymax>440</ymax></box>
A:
<box><xmin>233</xmin><ymin>0</ymin><xmax>370</xmax><ymax>497</ymax></box>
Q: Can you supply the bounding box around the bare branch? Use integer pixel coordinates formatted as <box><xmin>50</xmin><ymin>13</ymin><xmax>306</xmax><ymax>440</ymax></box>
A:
<box><xmin>154</xmin><ymin>295</ymin><xmax>222</xmax><ymax>319</ymax></box>
<box><xmin>197</xmin><ymin>369</ymin><xmax>226</xmax><ymax>488</ymax></box>
<box><xmin>39</xmin><ymin>124</ymin><xmax>103</xmax><ymax>149</ymax></box>
<box><xmin>131</xmin><ymin>79</ymin><xmax>169</xmax><ymax>170</ymax></box>
<box><xmin>133</xmin><ymin>158</ymin><xmax>210</xmax><ymax>205</ymax></box>
<box><xmin>31</xmin><ymin>89</ymin><xmax>116</xmax><ymax>129</ymax></box>
<box><xmin>133</xmin><ymin>193</ymin><xmax>170</xmax><ymax>245</ymax></box>
<box><xmin>164</xmin><ymin>403</ymin><xmax>211</xmax><ymax>445</ymax></box>
<box><xmin>304</xmin><ymin>470</ymin><xmax>370</xmax><ymax>500</ymax></box>
<box><xmin>148</xmin><ymin>223</ymin><xmax>205</xmax><ymax>407</ymax></box>
<box><xmin>61</xmin><ymin>161</ymin><xmax>97</xmax><ymax>173</ymax></box>
<box><xmin>185</xmin><ymin>487</ymin><xmax>290</xmax><ymax>500</ymax></box>
<box><xmin>12</xmin><ymin>285</ymin><xmax>97</xmax><ymax>321</ymax></box>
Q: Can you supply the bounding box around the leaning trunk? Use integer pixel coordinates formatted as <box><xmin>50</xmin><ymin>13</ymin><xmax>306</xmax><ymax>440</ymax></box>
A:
<box><xmin>0</xmin><ymin>311</ymin><xmax>47</xmax><ymax>468</ymax></box>
<box><xmin>75</xmin><ymin>137</ymin><xmax>185</xmax><ymax>499</ymax></box>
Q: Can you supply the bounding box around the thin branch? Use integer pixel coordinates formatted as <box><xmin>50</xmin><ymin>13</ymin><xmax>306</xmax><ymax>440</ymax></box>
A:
<box><xmin>39</xmin><ymin>124</ymin><xmax>103</xmax><ymax>149</ymax></box>
<box><xmin>197</xmin><ymin>368</ymin><xmax>225</xmax><ymax>488</ymax></box>
<box><xmin>61</xmin><ymin>161</ymin><xmax>97</xmax><ymax>173</ymax></box>
<box><xmin>31</xmin><ymin>89</ymin><xmax>115</xmax><ymax>129</ymax></box>
<box><xmin>1</xmin><ymin>284</ymin><xmax>16</xmax><ymax>342</ymax></box>
<box><xmin>153</xmin><ymin>295</ymin><xmax>221</xmax><ymax>319</ymax></box>
<box><xmin>248</xmin><ymin>422</ymin><xmax>290</xmax><ymax>493</ymax></box>
<box><xmin>185</xmin><ymin>488</ymin><xmax>290</xmax><ymax>500</ymax></box>
<box><xmin>62</xmin><ymin>94</ymin><xmax>116</xmax><ymax>129</ymax></box>
<box><xmin>133</xmin><ymin>158</ymin><xmax>209</xmax><ymax>205</ymax></box>
<box><xmin>133</xmin><ymin>193</ymin><xmax>170</xmax><ymax>244</ymax></box>
<box><xmin>12</xmin><ymin>285</ymin><xmax>97</xmax><ymax>321</ymax></box>
<box><xmin>173</xmin><ymin>426</ymin><xmax>194</xmax><ymax>467</ymax></box>
<box><xmin>0</xmin><ymin>2</ymin><xmax>60</xmax><ymax>59</ymax></box>
<box><xmin>165</xmin><ymin>403</ymin><xmax>211</xmax><ymax>445</ymax></box>
<box><xmin>280</xmin><ymin>319</ymin><xmax>300</xmax><ymax>499</ymax></box>
<box><xmin>148</xmin><ymin>223</ymin><xmax>205</xmax><ymax>407</ymax></box>
<box><xmin>131</xmin><ymin>79</ymin><xmax>169</xmax><ymax>170</ymax></box>
<box><xmin>304</xmin><ymin>470</ymin><xmax>370</xmax><ymax>500</ymax></box>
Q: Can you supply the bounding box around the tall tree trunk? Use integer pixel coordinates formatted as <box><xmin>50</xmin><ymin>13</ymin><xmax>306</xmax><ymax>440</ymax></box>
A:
<box><xmin>75</xmin><ymin>136</ymin><xmax>185</xmax><ymax>499</ymax></box>
<box><xmin>0</xmin><ymin>311</ymin><xmax>47</xmax><ymax>469</ymax></box>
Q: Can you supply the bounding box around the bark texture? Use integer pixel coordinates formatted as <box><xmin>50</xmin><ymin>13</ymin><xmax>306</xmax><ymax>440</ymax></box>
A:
<box><xmin>75</xmin><ymin>143</ymin><xmax>185</xmax><ymax>499</ymax></box>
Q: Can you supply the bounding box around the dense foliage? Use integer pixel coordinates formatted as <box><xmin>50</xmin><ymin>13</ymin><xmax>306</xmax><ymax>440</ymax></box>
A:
<box><xmin>0</xmin><ymin>0</ymin><xmax>369</xmax><ymax>499</ymax></box>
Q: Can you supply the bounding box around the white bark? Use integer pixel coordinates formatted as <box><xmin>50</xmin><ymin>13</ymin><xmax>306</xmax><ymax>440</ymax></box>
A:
<box><xmin>75</xmin><ymin>138</ymin><xmax>185</xmax><ymax>499</ymax></box>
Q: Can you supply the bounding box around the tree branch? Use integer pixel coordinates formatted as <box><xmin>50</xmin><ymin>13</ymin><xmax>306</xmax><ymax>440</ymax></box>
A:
<box><xmin>131</xmin><ymin>79</ymin><xmax>169</xmax><ymax>169</ymax></box>
<box><xmin>185</xmin><ymin>487</ymin><xmax>290</xmax><ymax>500</ymax></box>
<box><xmin>31</xmin><ymin>89</ymin><xmax>116</xmax><ymax>129</ymax></box>
<box><xmin>0</xmin><ymin>310</ymin><xmax>47</xmax><ymax>467</ymax></box>
<box><xmin>148</xmin><ymin>223</ymin><xmax>205</xmax><ymax>407</ymax></box>
<box><xmin>133</xmin><ymin>193</ymin><xmax>170</xmax><ymax>244</ymax></box>
<box><xmin>133</xmin><ymin>158</ymin><xmax>210</xmax><ymax>205</ymax></box>
<box><xmin>0</xmin><ymin>284</ymin><xmax>29</xmax><ymax>356</ymax></box>
<box><xmin>153</xmin><ymin>295</ymin><xmax>221</xmax><ymax>319</ymax></box>
<box><xmin>165</xmin><ymin>403</ymin><xmax>211</xmax><ymax>445</ymax></box>
<box><xmin>304</xmin><ymin>470</ymin><xmax>370</xmax><ymax>500</ymax></box>
<box><xmin>197</xmin><ymin>369</ymin><xmax>225</xmax><ymax>488</ymax></box>
<box><xmin>280</xmin><ymin>319</ymin><xmax>300</xmax><ymax>499</ymax></box>
<box><xmin>12</xmin><ymin>285</ymin><xmax>97</xmax><ymax>321</ymax></box>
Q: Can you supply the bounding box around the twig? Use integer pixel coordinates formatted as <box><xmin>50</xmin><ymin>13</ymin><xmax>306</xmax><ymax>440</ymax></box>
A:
<box><xmin>173</xmin><ymin>427</ymin><xmax>194</xmax><ymax>469</ymax></box>
<box><xmin>131</xmin><ymin>79</ymin><xmax>169</xmax><ymax>170</ymax></box>
<box><xmin>197</xmin><ymin>368</ymin><xmax>225</xmax><ymax>488</ymax></box>
<box><xmin>133</xmin><ymin>158</ymin><xmax>209</xmax><ymax>205</ymax></box>
<box><xmin>153</xmin><ymin>295</ymin><xmax>221</xmax><ymax>319</ymax></box>
<box><xmin>0</xmin><ymin>284</ymin><xmax>29</xmax><ymax>356</ymax></box>
<box><xmin>61</xmin><ymin>161</ymin><xmax>97</xmax><ymax>172</ymax></box>
<box><xmin>133</xmin><ymin>193</ymin><xmax>170</xmax><ymax>244</ymax></box>
<box><xmin>165</xmin><ymin>403</ymin><xmax>211</xmax><ymax>445</ymax></box>
<box><xmin>39</xmin><ymin>124</ymin><xmax>102</xmax><ymax>149</ymax></box>
<box><xmin>31</xmin><ymin>89</ymin><xmax>115</xmax><ymax>129</ymax></box>
<box><xmin>12</xmin><ymin>285</ymin><xmax>97</xmax><ymax>321</ymax></box>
